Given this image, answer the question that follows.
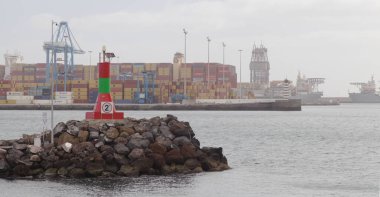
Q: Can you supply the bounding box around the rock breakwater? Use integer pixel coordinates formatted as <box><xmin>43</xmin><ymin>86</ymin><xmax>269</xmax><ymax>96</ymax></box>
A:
<box><xmin>0</xmin><ymin>115</ymin><xmax>229</xmax><ymax>179</ymax></box>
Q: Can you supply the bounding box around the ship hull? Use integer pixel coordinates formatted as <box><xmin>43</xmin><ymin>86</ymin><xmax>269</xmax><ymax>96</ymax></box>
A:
<box><xmin>349</xmin><ymin>93</ymin><xmax>380</xmax><ymax>103</ymax></box>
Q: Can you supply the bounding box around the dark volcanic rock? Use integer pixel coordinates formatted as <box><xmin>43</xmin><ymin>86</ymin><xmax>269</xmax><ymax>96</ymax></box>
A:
<box><xmin>13</xmin><ymin>143</ymin><xmax>27</xmax><ymax>150</ymax></box>
<box><xmin>105</xmin><ymin>127</ymin><xmax>119</xmax><ymax>140</ymax></box>
<box><xmin>149</xmin><ymin>142</ymin><xmax>167</xmax><ymax>155</ymax></box>
<box><xmin>128</xmin><ymin>148</ymin><xmax>145</xmax><ymax>161</ymax></box>
<box><xmin>173</xmin><ymin>136</ymin><xmax>191</xmax><ymax>146</ymax></box>
<box><xmin>165</xmin><ymin>149</ymin><xmax>184</xmax><ymax>165</ymax></box>
<box><xmin>114</xmin><ymin>143</ymin><xmax>130</xmax><ymax>155</ymax></box>
<box><xmin>57</xmin><ymin>132</ymin><xmax>79</xmax><ymax>146</ymax></box>
<box><xmin>78</xmin><ymin>130</ymin><xmax>89</xmax><ymax>142</ymax></box>
<box><xmin>0</xmin><ymin>160</ymin><xmax>9</xmax><ymax>173</ymax></box>
<box><xmin>0</xmin><ymin>115</ymin><xmax>229</xmax><ymax>179</ymax></box>
<box><xmin>69</xmin><ymin>168</ymin><xmax>86</xmax><ymax>178</ymax></box>
<box><xmin>53</xmin><ymin>122</ymin><xmax>67</xmax><ymax>137</ymax></box>
<box><xmin>86</xmin><ymin>162</ymin><xmax>104</xmax><ymax>176</ymax></box>
<box><xmin>127</xmin><ymin>134</ymin><xmax>150</xmax><ymax>149</ymax></box>
<box><xmin>132</xmin><ymin>158</ymin><xmax>153</xmax><ymax>174</ymax></box>
<box><xmin>159</xmin><ymin>126</ymin><xmax>175</xmax><ymax>140</ymax></box>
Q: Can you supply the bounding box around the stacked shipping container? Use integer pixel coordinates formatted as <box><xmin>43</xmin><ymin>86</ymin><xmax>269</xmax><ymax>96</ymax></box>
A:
<box><xmin>3</xmin><ymin>61</ymin><xmax>237</xmax><ymax>103</ymax></box>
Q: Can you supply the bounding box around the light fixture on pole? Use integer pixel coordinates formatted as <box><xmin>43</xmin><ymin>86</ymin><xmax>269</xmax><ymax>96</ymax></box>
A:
<box><xmin>207</xmin><ymin>36</ymin><xmax>211</xmax><ymax>87</ymax></box>
<box><xmin>183</xmin><ymin>28</ymin><xmax>188</xmax><ymax>98</ymax></box>
<box><xmin>238</xmin><ymin>49</ymin><xmax>243</xmax><ymax>99</ymax></box>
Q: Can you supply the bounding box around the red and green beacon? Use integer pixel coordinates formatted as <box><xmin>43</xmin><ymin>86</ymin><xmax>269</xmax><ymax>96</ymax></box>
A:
<box><xmin>86</xmin><ymin>46</ymin><xmax>124</xmax><ymax>120</ymax></box>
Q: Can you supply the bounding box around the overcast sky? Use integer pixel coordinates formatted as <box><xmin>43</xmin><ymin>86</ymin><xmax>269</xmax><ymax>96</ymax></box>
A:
<box><xmin>0</xmin><ymin>0</ymin><xmax>379</xmax><ymax>96</ymax></box>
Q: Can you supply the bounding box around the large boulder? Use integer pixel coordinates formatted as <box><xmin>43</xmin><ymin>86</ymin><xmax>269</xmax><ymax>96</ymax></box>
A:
<box><xmin>149</xmin><ymin>142</ymin><xmax>167</xmax><ymax>155</ymax></box>
<box><xmin>78</xmin><ymin>130</ymin><xmax>89</xmax><ymax>142</ymax></box>
<box><xmin>118</xmin><ymin>126</ymin><xmax>135</xmax><ymax>136</ymax></box>
<box><xmin>0</xmin><ymin>159</ymin><xmax>9</xmax><ymax>173</ymax></box>
<box><xmin>180</xmin><ymin>143</ymin><xmax>197</xmax><ymax>159</ymax></box>
<box><xmin>86</xmin><ymin>162</ymin><xmax>104</xmax><ymax>176</ymax></box>
<box><xmin>72</xmin><ymin>142</ymin><xmax>95</xmax><ymax>155</ymax></box>
<box><xmin>165</xmin><ymin>149</ymin><xmax>184</xmax><ymax>164</ymax></box>
<box><xmin>128</xmin><ymin>148</ymin><xmax>145</xmax><ymax>161</ymax></box>
<box><xmin>53</xmin><ymin>122</ymin><xmax>67</xmax><ymax>137</ymax></box>
<box><xmin>89</xmin><ymin>131</ymin><xmax>99</xmax><ymax>140</ymax></box>
<box><xmin>113</xmin><ymin>153</ymin><xmax>128</xmax><ymax>165</ymax></box>
<box><xmin>168</xmin><ymin>121</ymin><xmax>195</xmax><ymax>138</ymax></box>
<box><xmin>28</xmin><ymin>145</ymin><xmax>43</xmax><ymax>154</ymax></box>
<box><xmin>77</xmin><ymin>121</ymin><xmax>89</xmax><ymax>131</ymax></box>
<box><xmin>118</xmin><ymin>164</ymin><xmax>139</xmax><ymax>177</ymax></box>
<box><xmin>114</xmin><ymin>143</ymin><xmax>130</xmax><ymax>155</ymax></box>
<box><xmin>173</xmin><ymin>136</ymin><xmax>191</xmax><ymax>146</ymax></box>
<box><xmin>57</xmin><ymin>132</ymin><xmax>79</xmax><ymax>146</ymax></box>
<box><xmin>142</xmin><ymin>132</ymin><xmax>154</xmax><ymax>142</ymax></box>
<box><xmin>61</xmin><ymin>142</ymin><xmax>73</xmax><ymax>153</ymax></box>
<box><xmin>67</xmin><ymin>121</ymin><xmax>80</xmax><ymax>136</ymax></box>
<box><xmin>149</xmin><ymin>116</ymin><xmax>161</xmax><ymax>126</ymax></box>
<box><xmin>159</xmin><ymin>126</ymin><xmax>175</xmax><ymax>140</ymax></box>
<box><xmin>132</xmin><ymin>158</ymin><xmax>153</xmax><ymax>174</ymax></box>
<box><xmin>30</xmin><ymin>155</ymin><xmax>41</xmax><ymax>162</ymax></box>
<box><xmin>127</xmin><ymin>134</ymin><xmax>150</xmax><ymax>149</ymax></box>
<box><xmin>13</xmin><ymin>143</ymin><xmax>27</xmax><ymax>150</ymax></box>
<box><xmin>105</xmin><ymin>127</ymin><xmax>119</xmax><ymax>140</ymax></box>
<box><xmin>6</xmin><ymin>149</ymin><xmax>24</xmax><ymax>166</ymax></box>
<box><xmin>68</xmin><ymin>168</ymin><xmax>86</xmax><ymax>178</ymax></box>
<box><xmin>44</xmin><ymin>168</ymin><xmax>58</xmax><ymax>177</ymax></box>
<box><xmin>148</xmin><ymin>153</ymin><xmax>166</xmax><ymax>170</ymax></box>
<box><xmin>13</xmin><ymin>165</ymin><xmax>30</xmax><ymax>176</ymax></box>
<box><xmin>184</xmin><ymin>158</ymin><xmax>201</xmax><ymax>170</ymax></box>
<box><xmin>155</xmin><ymin>136</ymin><xmax>172</xmax><ymax>148</ymax></box>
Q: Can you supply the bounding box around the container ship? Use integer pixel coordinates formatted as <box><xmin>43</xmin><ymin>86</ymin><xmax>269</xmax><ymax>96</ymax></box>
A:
<box><xmin>349</xmin><ymin>76</ymin><xmax>380</xmax><ymax>103</ymax></box>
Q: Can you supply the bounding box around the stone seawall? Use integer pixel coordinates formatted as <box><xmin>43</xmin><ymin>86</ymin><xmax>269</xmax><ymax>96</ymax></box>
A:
<box><xmin>0</xmin><ymin>99</ymin><xmax>301</xmax><ymax>111</ymax></box>
<box><xmin>0</xmin><ymin>115</ymin><xmax>229</xmax><ymax>179</ymax></box>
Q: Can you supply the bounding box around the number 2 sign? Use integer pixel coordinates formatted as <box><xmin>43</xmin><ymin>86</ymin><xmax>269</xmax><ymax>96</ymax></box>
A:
<box><xmin>101</xmin><ymin>102</ymin><xmax>114</xmax><ymax>114</ymax></box>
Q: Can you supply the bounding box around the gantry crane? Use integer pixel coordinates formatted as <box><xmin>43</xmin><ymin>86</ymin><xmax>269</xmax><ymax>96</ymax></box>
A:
<box><xmin>43</xmin><ymin>21</ymin><xmax>85</xmax><ymax>91</ymax></box>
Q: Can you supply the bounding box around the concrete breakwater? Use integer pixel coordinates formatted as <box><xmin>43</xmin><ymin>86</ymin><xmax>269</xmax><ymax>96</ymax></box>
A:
<box><xmin>0</xmin><ymin>99</ymin><xmax>301</xmax><ymax>111</ymax></box>
<box><xmin>0</xmin><ymin>115</ymin><xmax>229</xmax><ymax>179</ymax></box>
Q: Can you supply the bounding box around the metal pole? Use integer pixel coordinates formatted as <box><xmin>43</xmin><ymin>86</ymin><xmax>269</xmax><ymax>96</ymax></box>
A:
<box><xmin>50</xmin><ymin>20</ymin><xmax>55</xmax><ymax>144</ymax></box>
<box><xmin>238</xmin><ymin>49</ymin><xmax>243</xmax><ymax>99</ymax></box>
<box><xmin>207</xmin><ymin>37</ymin><xmax>211</xmax><ymax>87</ymax></box>
<box><xmin>222</xmin><ymin>42</ymin><xmax>226</xmax><ymax>99</ymax></box>
<box><xmin>88</xmin><ymin>51</ymin><xmax>92</xmax><ymax>80</ymax></box>
<box><xmin>183</xmin><ymin>29</ymin><xmax>188</xmax><ymax>97</ymax></box>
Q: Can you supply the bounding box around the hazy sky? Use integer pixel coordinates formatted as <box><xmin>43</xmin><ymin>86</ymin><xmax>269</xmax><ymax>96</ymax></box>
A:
<box><xmin>0</xmin><ymin>0</ymin><xmax>379</xmax><ymax>96</ymax></box>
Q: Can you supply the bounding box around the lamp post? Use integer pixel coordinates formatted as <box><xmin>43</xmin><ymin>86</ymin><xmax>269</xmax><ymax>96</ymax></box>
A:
<box><xmin>183</xmin><ymin>28</ymin><xmax>188</xmax><ymax>97</ymax></box>
<box><xmin>50</xmin><ymin>20</ymin><xmax>57</xmax><ymax>144</ymax></box>
<box><xmin>238</xmin><ymin>49</ymin><xmax>243</xmax><ymax>99</ymax></box>
<box><xmin>207</xmin><ymin>36</ymin><xmax>211</xmax><ymax>87</ymax></box>
<box><xmin>222</xmin><ymin>42</ymin><xmax>226</xmax><ymax>85</ymax></box>
<box><xmin>88</xmin><ymin>50</ymin><xmax>92</xmax><ymax>80</ymax></box>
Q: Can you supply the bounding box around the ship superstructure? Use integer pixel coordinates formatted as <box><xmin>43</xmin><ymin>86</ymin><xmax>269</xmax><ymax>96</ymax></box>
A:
<box><xmin>349</xmin><ymin>76</ymin><xmax>380</xmax><ymax>103</ymax></box>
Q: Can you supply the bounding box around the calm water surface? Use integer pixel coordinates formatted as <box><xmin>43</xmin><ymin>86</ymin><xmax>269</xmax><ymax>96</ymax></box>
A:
<box><xmin>0</xmin><ymin>104</ymin><xmax>379</xmax><ymax>197</ymax></box>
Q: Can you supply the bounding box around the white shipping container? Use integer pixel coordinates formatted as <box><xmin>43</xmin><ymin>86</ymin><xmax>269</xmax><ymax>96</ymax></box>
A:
<box><xmin>7</xmin><ymin>92</ymin><xmax>23</xmax><ymax>96</ymax></box>
<box><xmin>33</xmin><ymin>100</ymin><xmax>51</xmax><ymax>105</ymax></box>
<box><xmin>15</xmin><ymin>100</ymin><xmax>33</xmax><ymax>104</ymax></box>
<box><xmin>7</xmin><ymin>95</ymin><xmax>34</xmax><ymax>100</ymax></box>
<box><xmin>55</xmin><ymin>95</ymin><xmax>73</xmax><ymax>100</ymax></box>
<box><xmin>53</xmin><ymin>99</ymin><xmax>73</xmax><ymax>105</ymax></box>
<box><xmin>55</xmin><ymin>91</ymin><xmax>72</xmax><ymax>96</ymax></box>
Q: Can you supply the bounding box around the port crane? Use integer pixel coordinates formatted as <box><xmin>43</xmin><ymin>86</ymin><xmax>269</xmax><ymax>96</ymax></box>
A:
<box><xmin>135</xmin><ymin>71</ymin><xmax>156</xmax><ymax>104</ymax></box>
<box><xmin>120</xmin><ymin>71</ymin><xmax>156</xmax><ymax>104</ymax></box>
<box><xmin>43</xmin><ymin>21</ymin><xmax>85</xmax><ymax>91</ymax></box>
